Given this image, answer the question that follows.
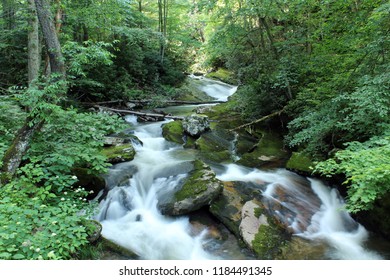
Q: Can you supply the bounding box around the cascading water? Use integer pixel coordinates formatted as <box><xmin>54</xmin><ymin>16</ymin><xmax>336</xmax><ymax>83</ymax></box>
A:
<box><xmin>189</xmin><ymin>75</ymin><xmax>238</xmax><ymax>102</ymax></box>
<box><xmin>96</xmin><ymin>117</ymin><xmax>212</xmax><ymax>260</ymax></box>
<box><xmin>95</xmin><ymin>77</ymin><xmax>387</xmax><ymax>260</ymax></box>
<box><xmin>216</xmin><ymin>164</ymin><xmax>383</xmax><ymax>260</ymax></box>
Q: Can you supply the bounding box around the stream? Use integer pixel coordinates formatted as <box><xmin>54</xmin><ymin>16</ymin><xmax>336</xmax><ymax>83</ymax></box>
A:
<box><xmin>95</xmin><ymin>76</ymin><xmax>389</xmax><ymax>260</ymax></box>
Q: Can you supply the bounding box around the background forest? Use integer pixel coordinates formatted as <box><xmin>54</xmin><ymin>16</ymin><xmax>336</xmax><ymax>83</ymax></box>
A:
<box><xmin>0</xmin><ymin>0</ymin><xmax>389</xmax><ymax>260</ymax></box>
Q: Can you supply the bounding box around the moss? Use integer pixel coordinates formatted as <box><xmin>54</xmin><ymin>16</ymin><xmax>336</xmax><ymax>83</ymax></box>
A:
<box><xmin>286</xmin><ymin>152</ymin><xmax>314</xmax><ymax>174</ymax></box>
<box><xmin>205</xmin><ymin>68</ymin><xmax>236</xmax><ymax>84</ymax></box>
<box><xmin>101</xmin><ymin>143</ymin><xmax>135</xmax><ymax>163</ymax></box>
<box><xmin>99</xmin><ymin>237</ymin><xmax>138</xmax><ymax>259</ymax></box>
<box><xmin>252</xmin><ymin>222</ymin><xmax>287</xmax><ymax>260</ymax></box>
<box><xmin>238</xmin><ymin>130</ymin><xmax>289</xmax><ymax>168</ymax></box>
<box><xmin>175</xmin><ymin>160</ymin><xmax>215</xmax><ymax>201</ymax></box>
<box><xmin>162</xmin><ymin>121</ymin><xmax>185</xmax><ymax>144</ymax></box>
<box><xmin>254</xmin><ymin>207</ymin><xmax>263</xmax><ymax>219</ymax></box>
<box><xmin>195</xmin><ymin>131</ymin><xmax>233</xmax><ymax>163</ymax></box>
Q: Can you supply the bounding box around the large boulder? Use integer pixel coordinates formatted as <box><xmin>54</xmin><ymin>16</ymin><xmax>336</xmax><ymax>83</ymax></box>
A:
<box><xmin>195</xmin><ymin>128</ymin><xmax>235</xmax><ymax>163</ymax></box>
<box><xmin>182</xmin><ymin>114</ymin><xmax>210</xmax><ymax>137</ymax></box>
<box><xmin>209</xmin><ymin>176</ymin><xmax>326</xmax><ymax>259</ymax></box>
<box><xmin>159</xmin><ymin>160</ymin><xmax>223</xmax><ymax>216</ymax></box>
<box><xmin>241</xmin><ymin>200</ymin><xmax>290</xmax><ymax>260</ymax></box>
<box><xmin>210</xmin><ymin>181</ymin><xmax>262</xmax><ymax>237</ymax></box>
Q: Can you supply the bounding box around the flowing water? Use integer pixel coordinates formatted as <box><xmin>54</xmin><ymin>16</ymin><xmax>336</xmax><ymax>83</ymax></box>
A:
<box><xmin>96</xmin><ymin>77</ymin><xmax>387</xmax><ymax>260</ymax></box>
<box><xmin>216</xmin><ymin>164</ymin><xmax>383</xmax><ymax>260</ymax></box>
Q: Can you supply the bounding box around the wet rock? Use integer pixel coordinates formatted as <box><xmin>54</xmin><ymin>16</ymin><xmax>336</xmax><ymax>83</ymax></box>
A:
<box><xmin>159</xmin><ymin>160</ymin><xmax>223</xmax><ymax>216</ymax></box>
<box><xmin>104</xmin><ymin>136</ymin><xmax>128</xmax><ymax>146</ymax></box>
<box><xmin>239</xmin><ymin>200</ymin><xmax>264</xmax><ymax>247</ymax></box>
<box><xmin>261</xmin><ymin>177</ymin><xmax>322</xmax><ymax>234</ymax></box>
<box><xmin>101</xmin><ymin>143</ymin><xmax>136</xmax><ymax>164</ymax></box>
<box><xmin>182</xmin><ymin>114</ymin><xmax>210</xmax><ymax>137</ymax></box>
<box><xmin>209</xmin><ymin>181</ymin><xmax>263</xmax><ymax>237</ymax></box>
<box><xmin>85</xmin><ymin>220</ymin><xmax>103</xmax><ymax>243</ymax></box>
<box><xmin>277</xmin><ymin>236</ymin><xmax>328</xmax><ymax>260</ymax></box>
<box><xmin>195</xmin><ymin>128</ymin><xmax>235</xmax><ymax>163</ymax></box>
<box><xmin>161</xmin><ymin>121</ymin><xmax>185</xmax><ymax>144</ymax></box>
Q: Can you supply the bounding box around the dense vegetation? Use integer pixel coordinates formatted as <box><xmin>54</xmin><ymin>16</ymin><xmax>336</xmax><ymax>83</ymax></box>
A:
<box><xmin>0</xmin><ymin>0</ymin><xmax>389</xmax><ymax>259</ymax></box>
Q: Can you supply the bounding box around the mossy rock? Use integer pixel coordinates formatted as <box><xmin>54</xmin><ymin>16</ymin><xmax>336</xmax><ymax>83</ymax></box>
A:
<box><xmin>203</xmin><ymin>103</ymin><xmax>243</xmax><ymax>129</ymax></box>
<box><xmin>251</xmin><ymin>222</ymin><xmax>289</xmax><ymax>260</ymax></box>
<box><xmin>238</xmin><ymin>130</ymin><xmax>289</xmax><ymax>169</ymax></box>
<box><xmin>161</xmin><ymin>120</ymin><xmax>198</xmax><ymax>147</ymax></box>
<box><xmin>286</xmin><ymin>152</ymin><xmax>314</xmax><ymax>175</ymax></box>
<box><xmin>205</xmin><ymin>68</ymin><xmax>236</xmax><ymax>84</ymax></box>
<box><xmin>101</xmin><ymin>143</ymin><xmax>136</xmax><ymax>164</ymax></box>
<box><xmin>195</xmin><ymin>130</ymin><xmax>234</xmax><ymax>163</ymax></box>
<box><xmin>159</xmin><ymin>160</ymin><xmax>223</xmax><ymax>216</ymax></box>
<box><xmin>209</xmin><ymin>181</ymin><xmax>263</xmax><ymax>237</ymax></box>
<box><xmin>99</xmin><ymin>237</ymin><xmax>138</xmax><ymax>259</ymax></box>
<box><xmin>161</xmin><ymin>121</ymin><xmax>185</xmax><ymax>144</ymax></box>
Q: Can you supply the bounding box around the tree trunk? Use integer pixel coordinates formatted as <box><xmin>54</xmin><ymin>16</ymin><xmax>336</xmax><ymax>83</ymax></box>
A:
<box><xmin>1</xmin><ymin>0</ymin><xmax>66</xmax><ymax>185</ymax></box>
<box><xmin>34</xmin><ymin>0</ymin><xmax>65</xmax><ymax>78</ymax></box>
<box><xmin>27</xmin><ymin>0</ymin><xmax>40</xmax><ymax>85</ymax></box>
<box><xmin>0</xmin><ymin>117</ymin><xmax>44</xmax><ymax>185</ymax></box>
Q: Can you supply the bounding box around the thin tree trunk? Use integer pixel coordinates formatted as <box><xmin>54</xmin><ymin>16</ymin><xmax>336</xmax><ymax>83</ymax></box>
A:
<box><xmin>28</xmin><ymin>0</ymin><xmax>40</xmax><ymax>85</ymax></box>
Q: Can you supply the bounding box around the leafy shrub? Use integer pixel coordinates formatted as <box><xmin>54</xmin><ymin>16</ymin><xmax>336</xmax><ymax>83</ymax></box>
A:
<box><xmin>315</xmin><ymin>131</ymin><xmax>390</xmax><ymax>213</ymax></box>
<box><xmin>0</xmin><ymin>180</ymin><xmax>96</xmax><ymax>260</ymax></box>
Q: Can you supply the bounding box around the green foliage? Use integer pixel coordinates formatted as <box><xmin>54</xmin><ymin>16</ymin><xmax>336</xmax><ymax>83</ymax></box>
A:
<box><xmin>287</xmin><ymin>71</ymin><xmax>390</xmax><ymax>156</ymax></box>
<box><xmin>0</xmin><ymin>98</ymin><xmax>26</xmax><ymax>166</ymax></box>
<box><xmin>18</xmin><ymin>105</ymin><xmax>127</xmax><ymax>192</ymax></box>
<box><xmin>315</xmin><ymin>131</ymin><xmax>390</xmax><ymax>213</ymax></box>
<box><xmin>0</xmin><ymin>180</ymin><xmax>96</xmax><ymax>260</ymax></box>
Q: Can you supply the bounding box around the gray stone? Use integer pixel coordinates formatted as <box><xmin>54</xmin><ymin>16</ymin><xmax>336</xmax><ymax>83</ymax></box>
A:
<box><xmin>182</xmin><ymin>114</ymin><xmax>210</xmax><ymax>137</ymax></box>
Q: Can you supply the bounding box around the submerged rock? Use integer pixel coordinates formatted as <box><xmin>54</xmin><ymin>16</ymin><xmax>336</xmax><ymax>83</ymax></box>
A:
<box><xmin>159</xmin><ymin>160</ymin><xmax>223</xmax><ymax>216</ymax></box>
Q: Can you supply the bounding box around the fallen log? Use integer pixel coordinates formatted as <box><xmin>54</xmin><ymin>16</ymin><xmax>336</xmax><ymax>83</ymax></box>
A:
<box><xmin>230</xmin><ymin>107</ymin><xmax>285</xmax><ymax>131</ymax></box>
<box><xmin>94</xmin><ymin>105</ymin><xmax>184</xmax><ymax>120</ymax></box>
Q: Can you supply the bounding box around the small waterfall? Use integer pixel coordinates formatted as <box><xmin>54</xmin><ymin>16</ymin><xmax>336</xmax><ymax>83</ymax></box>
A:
<box><xmin>96</xmin><ymin>119</ymin><xmax>212</xmax><ymax>260</ymax></box>
<box><xmin>190</xmin><ymin>75</ymin><xmax>238</xmax><ymax>101</ymax></box>
<box><xmin>216</xmin><ymin>164</ymin><xmax>382</xmax><ymax>260</ymax></box>
<box><xmin>298</xmin><ymin>179</ymin><xmax>382</xmax><ymax>260</ymax></box>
